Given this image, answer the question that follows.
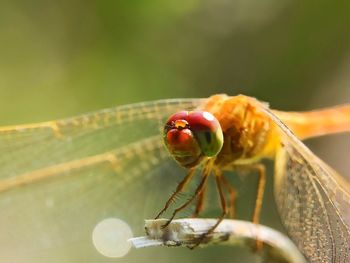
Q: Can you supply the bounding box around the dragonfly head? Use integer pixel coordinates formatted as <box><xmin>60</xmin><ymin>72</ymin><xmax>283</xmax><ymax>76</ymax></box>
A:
<box><xmin>163</xmin><ymin>111</ymin><xmax>224</xmax><ymax>168</ymax></box>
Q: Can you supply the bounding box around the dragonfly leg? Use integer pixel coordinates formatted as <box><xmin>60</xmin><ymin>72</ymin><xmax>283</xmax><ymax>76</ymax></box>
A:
<box><xmin>191</xmin><ymin>173</ymin><xmax>207</xmax><ymax>218</ymax></box>
<box><xmin>155</xmin><ymin>168</ymin><xmax>196</xmax><ymax>219</ymax></box>
<box><xmin>162</xmin><ymin>161</ymin><xmax>212</xmax><ymax>228</ymax></box>
<box><xmin>252</xmin><ymin>164</ymin><xmax>266</xmax><ymax>251</ymax></box>
<box><xmin>226</xmin><ymin>163</ymin><xmax>266</xmax><ymax>250</ymax></box>
<box><xmin>189</xmin><ymin>168</ymin><xmax>228</xmax><ymax>249</ymax></box>
<box><xmin>246</xmin><ymin>163</ymin><xmax>266</xmax><ymax>251</ymax></box>
<box><xmin>220</xmin><ymin>174</ymin><xmax>237</xmax><ymax>219</ymax></box>
<box><xmin>251</xmin><ymin>164</ymin><xmax>266</xmax><ymax>226</ymax></box>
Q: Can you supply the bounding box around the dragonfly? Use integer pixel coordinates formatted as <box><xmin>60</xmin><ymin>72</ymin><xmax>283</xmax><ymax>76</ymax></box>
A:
<box><xmin>0</xmin><ymin>94</ymin><xmax>349</xmax><ymax>263</ymax></box>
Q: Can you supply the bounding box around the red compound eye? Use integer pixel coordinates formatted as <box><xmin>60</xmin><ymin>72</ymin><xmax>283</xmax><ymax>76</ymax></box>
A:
<box><xmin>163</xmin><ymin>111</ymin><xmax>223</xmax><ymax>168</ymax></box>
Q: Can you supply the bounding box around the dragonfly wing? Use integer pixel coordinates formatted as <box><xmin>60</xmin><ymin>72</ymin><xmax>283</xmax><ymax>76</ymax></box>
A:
<box><xmin>0</xmin><ymin>99</ymin><xmax>203</xmax><ymax>262</ymax></box>
<box><xmin>0</xmin><ymin>98</ymin><xmax>203</xmax><ymax>178</ymax></box>
<box><xmin>263</xmin><ymin>108</ymin><xmax>350</xmax><ymax>263</ymax></box>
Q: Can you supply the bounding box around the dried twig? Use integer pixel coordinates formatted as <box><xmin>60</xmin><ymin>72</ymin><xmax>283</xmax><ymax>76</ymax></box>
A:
<box><xmin>129</xmin><ymin>218</ymin><xmax>306</xmax><ymax>263</ymax></box>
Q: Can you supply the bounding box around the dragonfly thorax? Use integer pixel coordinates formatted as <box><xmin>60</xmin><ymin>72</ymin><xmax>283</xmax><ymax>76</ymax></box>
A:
<box><xmin>201</xmin><ymin>94</ymin><xmax>275</xmax><ymax>168</ymax></box>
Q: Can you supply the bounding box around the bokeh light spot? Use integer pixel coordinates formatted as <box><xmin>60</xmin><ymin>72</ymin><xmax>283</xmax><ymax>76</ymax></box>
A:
<box><xmin>92</xmin><ymin>218</ymin><xmax>133</xmax><ymax>258</ymax></box>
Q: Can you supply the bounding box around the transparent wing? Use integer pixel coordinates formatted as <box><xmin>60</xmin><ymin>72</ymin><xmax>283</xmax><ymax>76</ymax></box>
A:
<box><xmin>264</xmin><ymin>108</ymin><xmax>350</xmax><ymax>263</ymax></box>
<box><xmin>0</xmin><ymin>99</ymin><xmax>203</xmax><ymax>178</ymax></box>
<box><xmin>0</xmin><ymin>98</ymin><xmax>204</xmax><ymax>263</ymax></box>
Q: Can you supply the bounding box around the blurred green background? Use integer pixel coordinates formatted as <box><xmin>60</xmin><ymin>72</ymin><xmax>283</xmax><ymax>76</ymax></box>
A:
<box><xmin>0</xmin><ymin>0</ymin><xmax>349</xmax><ymax>262</ymax></box>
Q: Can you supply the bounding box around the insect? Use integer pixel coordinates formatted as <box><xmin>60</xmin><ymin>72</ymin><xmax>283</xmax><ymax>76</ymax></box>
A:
<box><xmin>0</xmin><ymin>94</ymin><xmax>349</xmax><ymax>263</ymax></box>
